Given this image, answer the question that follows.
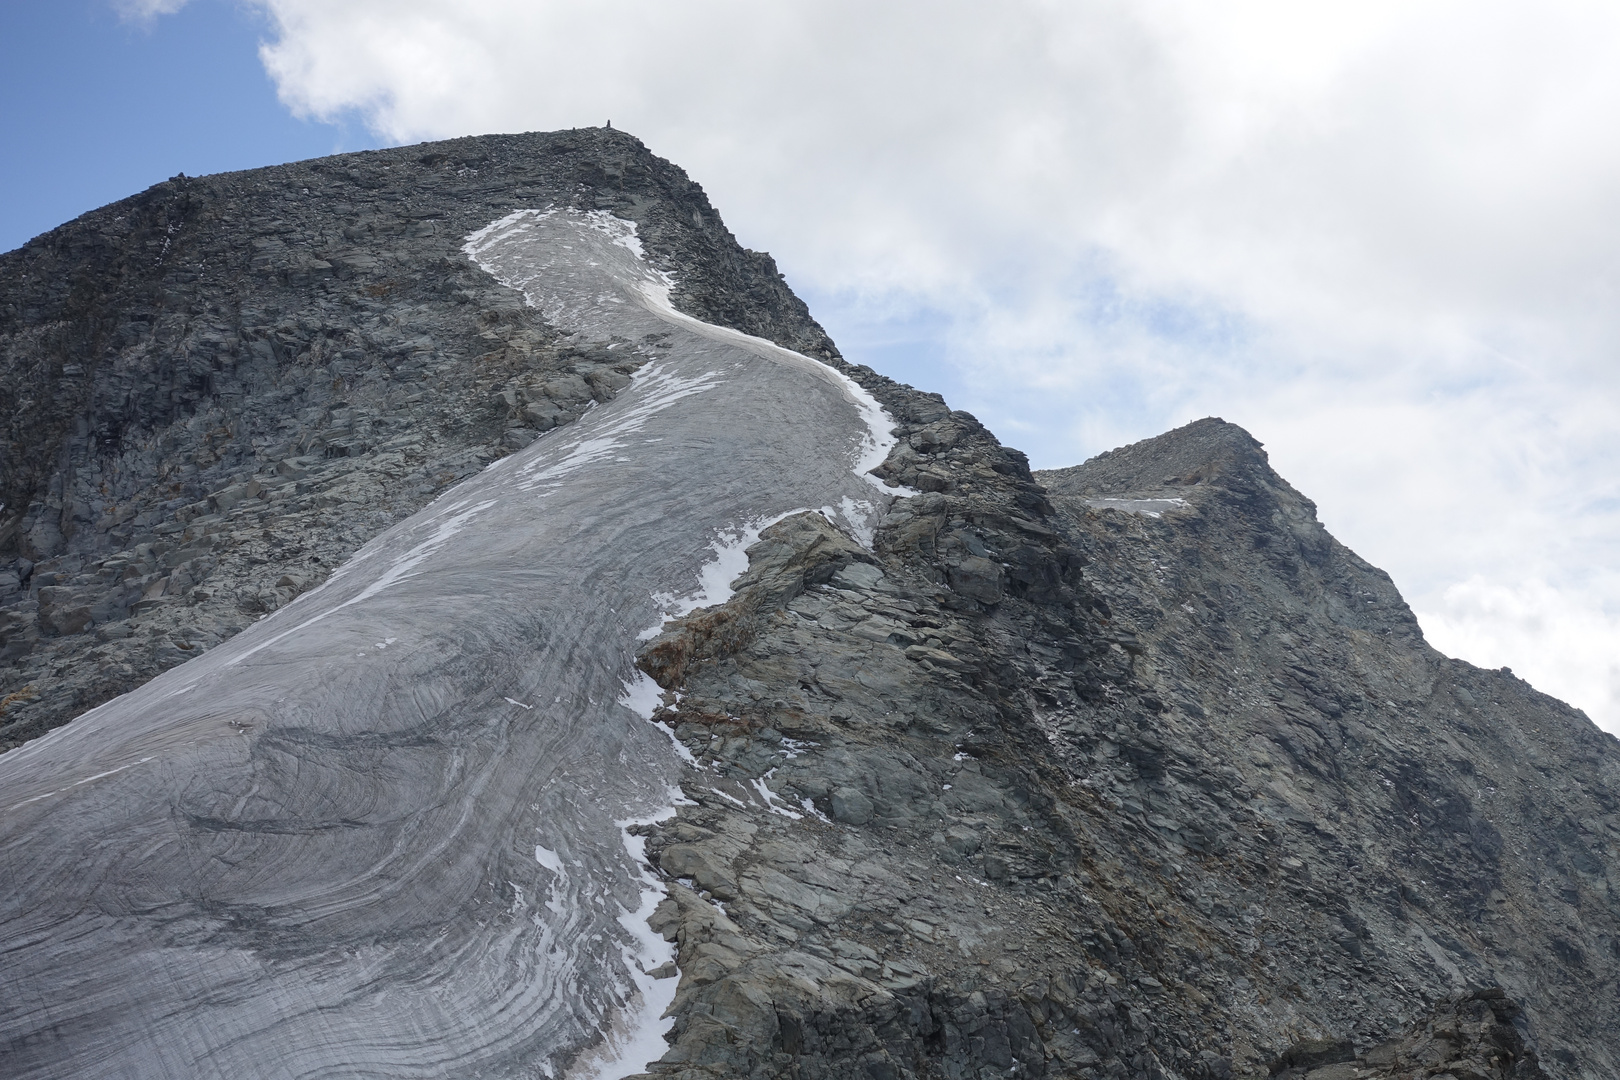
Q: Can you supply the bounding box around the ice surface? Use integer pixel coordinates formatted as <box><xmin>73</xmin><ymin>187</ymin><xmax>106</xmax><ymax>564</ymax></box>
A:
<box><xmin>4</xmin><ymin>754</ymin><xmax>156</xmax><ymax>812</ymax></box>
<box><xmin>0</xmin><ymin>207</ymin><xmax>911</xmax><ymax>1079</ymax></box>
<box><xmin>632</xmin><ymin>264</ymin><xmax>904</xmax><ymax>495</ymax></box>
<box><xmin>567</xmin><ymin>815</ymin><xmax>681</xmax><ymax>1080</ymax></box>
<box><xmin>222</xmin><ymin>496</ymin><xmax>497</xmax><ymax>667</ymax></box>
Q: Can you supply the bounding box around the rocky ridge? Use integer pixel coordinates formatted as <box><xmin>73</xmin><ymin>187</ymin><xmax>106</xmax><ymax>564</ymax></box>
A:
<box><xmin>3</xmin><ymin>131</ymin><xmax>1617</xmax><ymax>1079</ymax></box>
<box><xmin>618</xmin><ymin>406</ymin><xmax>1618</xmax><ymax>1080</ymax></box>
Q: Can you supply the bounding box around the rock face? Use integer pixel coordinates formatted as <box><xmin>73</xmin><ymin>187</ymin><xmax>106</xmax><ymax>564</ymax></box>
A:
<box><xmin>619</xmin><ymin>417</ymin><xmax>1614</xmax><ymax>1080</ymax></box>
<box><xmin>2</xmin><ymin>131</ymin><xmax>1617</xmax><ymax>1080</ymax></box>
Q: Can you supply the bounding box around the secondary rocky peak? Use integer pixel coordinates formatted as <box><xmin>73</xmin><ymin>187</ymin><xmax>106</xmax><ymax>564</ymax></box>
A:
<box><xmin>1042</xmin><ymin>416</ymin><xmax>1270</xmax><ymax>497</ymax></box>
<box><xmin>1040</xmin><ymin>419</ymin><xmax>1422</xmax><ymax>648</ymax></box>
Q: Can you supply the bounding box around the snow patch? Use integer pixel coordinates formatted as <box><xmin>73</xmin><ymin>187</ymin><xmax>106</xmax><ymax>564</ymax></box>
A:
<box><xmin>751</xmin><ymin>772</ymin><xmax>803</xmax><ymax>820</ymax></box>
<box><xmin>534</xmin><ymin>843</ymin><xmax>569</xmax><ymax>915</ymax></box>
<box><xmin>566</xmin><ymin>811</ymin><xmax>680</xmax><ymax>1080</ymax></box>
<box><xmin>579</xmin><ymin>210</ymin><xmax>649</xmax><ymax>260</ymax></box>
<box><xmin>534</xmin><ymin>845</ymin><xmax>566</xmax><ymax>876</ymax></box>
<box><xmin>641</xmin><ymin>507</ymin><xmax>811</xmax><ymax>639</ymax></box>
<box><xmin>1084</xmin><ymin>497</ymin><xmax>1190</xmax><ymax>518</ymax></box>
<box><xmin>617</xmin><ymin>672</ymin><xmax>664</xmax><ymax>721</ymax></box>
<box><xmin>840</xmin><ymin>495</ymin><xmax>878</xmax><ymax>549</ymax></box>
<box><xmin>619</xmin><ymin>672</ymin><xmax>697</xmax><ymax>766</ymax></box>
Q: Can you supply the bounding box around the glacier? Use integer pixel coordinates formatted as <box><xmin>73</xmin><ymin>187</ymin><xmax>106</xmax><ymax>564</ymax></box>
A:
<box><xmin>0</xmin><ymin>209</ymin><xmax>906</xmax><ymax>1078</ymax></box>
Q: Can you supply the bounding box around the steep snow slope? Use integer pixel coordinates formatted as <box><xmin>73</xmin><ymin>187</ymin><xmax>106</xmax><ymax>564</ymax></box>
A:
<box><xmin>0</xmin><ymin>210</ymin><xmax>904</xmax><ymax>1078</ymax></box>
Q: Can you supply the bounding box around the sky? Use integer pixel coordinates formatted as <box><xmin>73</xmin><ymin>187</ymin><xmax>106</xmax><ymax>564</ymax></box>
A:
<box><xmin>3</xmin><ymin>0</ymin><xmax>1618</xmax><ymax>733</ymax></box>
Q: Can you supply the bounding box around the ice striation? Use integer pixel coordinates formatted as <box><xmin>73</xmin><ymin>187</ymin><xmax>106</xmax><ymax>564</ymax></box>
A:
<box><xmin>0</xmin><ymin>209</ymin><xmax>906</xmax><ymax>1078</ymax></box>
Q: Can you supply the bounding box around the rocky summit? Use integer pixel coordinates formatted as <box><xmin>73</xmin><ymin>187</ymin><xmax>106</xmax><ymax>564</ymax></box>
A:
<box><xmin>1</xmin><ymin>129</ymin><xmax>1615</xmax><ymax>1080</ymax></box>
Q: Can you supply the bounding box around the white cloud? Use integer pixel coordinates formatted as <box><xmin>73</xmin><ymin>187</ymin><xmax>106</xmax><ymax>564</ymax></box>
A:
<box><xmin>246</xmin><ymin>0</ymin><xmax>1620</xmax><ymax>731</ymax></box>
<box><xmin>113</xmin><ymin>0</ymin><xmax>193</xmax><ymax>21</ymax></box>
<box><xmin>1418</xmin><ymin>578</ymin><xmax>1620</xmax><ymax>729</ymax></box>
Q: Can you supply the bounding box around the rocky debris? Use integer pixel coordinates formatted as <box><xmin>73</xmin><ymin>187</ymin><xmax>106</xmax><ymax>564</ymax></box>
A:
<box><xmin>618</xmin><ymin>396</ymin><xmax>1205</xmax><ymax>1078</ymax></box>
<box><xmin>0</xmin><ymin>128</ymin><xmax>834</xmax><ymax>749</ymax></box>
<box><xmin>1270</xmin><ymin>989</ymin><xmax>1548</xmax><ymax>1079</ymax></box>
<box><xmin>1037</xmin><ymin>420</ymin><xmax>1619</xmax><ymax>1076</ymax></box>
<box><xmin>639</xmin><ymin>511</ymin><xmax>880</xmax><ymax>690</ymax></box>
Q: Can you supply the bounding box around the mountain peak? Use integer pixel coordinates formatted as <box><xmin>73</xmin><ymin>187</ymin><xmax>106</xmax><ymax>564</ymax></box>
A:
<box><xmin>1041</xmin><ymin>416</ymin><xmax>1273</xmax><ymax>497</ymax></box>
<box><xmin>1</xmin><ymin>132</ymin><xmax>1614</xmax><ymax>1080</ymax></box>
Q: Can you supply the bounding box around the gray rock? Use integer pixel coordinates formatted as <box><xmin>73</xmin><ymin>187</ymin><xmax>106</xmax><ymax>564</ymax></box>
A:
<box><xmin>829</xmin><ymin>786</ymin><xmax>875</xmax><ymax>824</ymax></box>
<box><xmin>830</xmin><ymin>562</ymin><xmax>884</xmax><ymax>591</ymax></box>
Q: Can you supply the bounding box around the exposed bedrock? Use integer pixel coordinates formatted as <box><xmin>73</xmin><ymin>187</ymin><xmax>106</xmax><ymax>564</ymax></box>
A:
<box><xmin>2</xmin><ymin>131</ymin><xmax>1618</xmax><ymax>1080</ymax></box>
<box><xmin>617</xmin><ymin>414</ymin><xmax>1615</xmax><ymax>1079</ymax></box>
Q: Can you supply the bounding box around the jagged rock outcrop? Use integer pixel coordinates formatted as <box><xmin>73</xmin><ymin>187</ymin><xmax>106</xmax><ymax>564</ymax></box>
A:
<box><xmin>2</xmin><ymin>131</ymin><xmax>1616</xmax><ymax>1080</ymax></box>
